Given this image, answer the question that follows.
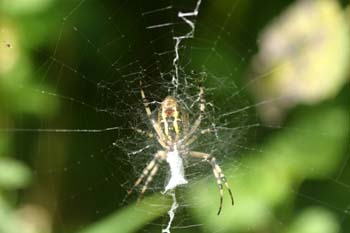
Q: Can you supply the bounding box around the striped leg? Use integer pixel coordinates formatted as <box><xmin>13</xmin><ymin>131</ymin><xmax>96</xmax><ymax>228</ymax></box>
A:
<box><xmin>139</xmin><ymin>81</ymin><xmax>167</xmax><ymax>148</ymax></box>
<box><xmin>189</xmin><ymin>151</ymin><xmax>234</xmax><ymax>215</ymax></box>
<box><xmin>182</xmin><ymin>85</ymin><xmax>205</xmax><ymax>142</ymax></box>
<box><xmin>212</xmin><ymin>164</ymin><xmax>224</xmax><ymax>215</ymax></box>
<box><xmin>184</xmin><ymin>127</ymin><xmax>217</xmax><ymax>147</ymax></box>
<box><xmin>130</xmin><ymin>127</ymin><xmax>154</xmax><ymax>138</ymax></box>
<box><xmin>137</xmin><ymin>163</ymin><xmax>159</xmax><ymax>201</ymax></box>
<box><xmin>127</xmin><ymin>150</ymin><xmax>166</xmax><ymax>198</ymax></box>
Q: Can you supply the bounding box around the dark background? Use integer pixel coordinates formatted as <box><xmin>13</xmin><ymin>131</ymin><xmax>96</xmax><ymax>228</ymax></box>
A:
<box><xmin>0</xmin><ymin>0</ymin><xmax>349</xmax><ymax>233</ymax></box>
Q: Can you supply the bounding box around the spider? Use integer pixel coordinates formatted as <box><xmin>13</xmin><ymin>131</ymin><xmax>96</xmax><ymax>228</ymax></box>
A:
<box><xmin>127</xmin><ymin>81</ymin><xmax>234</xmax><ymax>215</ymax></box>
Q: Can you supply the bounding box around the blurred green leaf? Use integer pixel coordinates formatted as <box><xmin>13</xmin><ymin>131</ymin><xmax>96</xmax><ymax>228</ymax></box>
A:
<box><xmin>285</xmin><ymin>207</ymin><xmax>339</xmax><ymax>233</ymax></box>
<box><xmin>0</xmin><ymin>0</ymin><xmax>54</xmax><ymax>15</ymax></box>
<box><xmin>250</xmin><ymin>0</ymin><xmax>350</xmax><ymax>122</ymax></box>
<box><xmin>0</xmin><ymin>194</ymin><xmax>19</xmax><ymax>233</ymax></box>
<box><xmin>0</xmin><ymin>158</ymin><xmax>31</xmax><ymax>189</ymax></box>
<box><xmin>189</xmin><ymin>104</ymin><xmax>348</xmax><ymax>232</ymax></box>
<box><xmin>78</xmin><ymin>194</ymin><xmax>171</xmax><ymax>233</ymax></box>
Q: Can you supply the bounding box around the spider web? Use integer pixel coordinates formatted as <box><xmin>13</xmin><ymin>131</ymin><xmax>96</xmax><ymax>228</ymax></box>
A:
<box><xmin>0</xmin><ymin>0</ymin><xmax>349</xmax><ymax>233</ymax></box>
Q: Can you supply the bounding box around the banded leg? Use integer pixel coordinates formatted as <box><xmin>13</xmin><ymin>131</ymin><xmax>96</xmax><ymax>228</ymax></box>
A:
<box><xmin>182</xmin><ymin>85</ymin><xmax>206</xmax><ymax>142</ymax></box>
<box><xmin>137</xmin><ymin>163</ymin><xmax>159</xmax><ymax>201</ymax></box>
<box><xmin>209</xmin><ymin>163</ymin><xmax>224</xmax><ymax>215</ymax></box>
<box><xmin>127</xmin><ymin>150</ymin><xmax>166</xmax><ymax>197</ymax></box>
<box><xmin>189</xmin><ymin>151</ymin><xmax>234</xmax><ymax>215</ymax></box>
<box><xmin>139</xmin><ymin>81</ymin><xmax>167</xmax><ymax>148</ymax></box>
<box><xmin>184</xmin><ymin>127</ymin><xmax>217</xmax><ymax>147</ymax></box>
<box><xmin>130</xmin><ymin>127</ymin><xmax>154</xmax><ymax>138</ymax></box>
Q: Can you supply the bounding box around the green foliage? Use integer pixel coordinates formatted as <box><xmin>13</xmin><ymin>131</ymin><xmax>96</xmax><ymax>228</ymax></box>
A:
<box><xmin>0</xmin><ymin>158</ymin><xmax>31</xmax><ymax>189</ymax></box>
<box><xmin>0</xmin><ymin>0</ymin><xmax>349</xmax><ymax>233</ymax></box>
<box><xmin>286</xmin><ymin>207</ymin><xmax>340</xmax><ymax>233</ymax></box>
<box><xmin>78</xmin><ymin>194</ymin><xmax>171</xmax><ymax>233</ymax></box>
<box><xmin>189</xmin><ymin>104</ymin><xmax>348</xmax><ymax>233</ymax></box>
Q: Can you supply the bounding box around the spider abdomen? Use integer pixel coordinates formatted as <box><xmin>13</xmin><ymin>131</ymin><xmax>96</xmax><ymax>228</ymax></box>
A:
<box><xmin>159</xmin><ymin>96</ymin><xmax>189</xmax><ymax>142</ymax></box>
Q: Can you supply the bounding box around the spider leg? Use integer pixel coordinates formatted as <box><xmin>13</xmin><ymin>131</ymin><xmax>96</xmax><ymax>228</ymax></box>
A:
<box><xmin>127</xmin><ymin>157</ymin><xmax>157</xmax><ymax>196</ymax></box>
<box><xmin>137</xmin><ymin>163</ymin><xmax>159</xmax><ymax>201</ymax></box>
<box><xmin>211</xmin><ymin>156</ymin><xmax>234</xmax><ymax>206</ymax></box>
<box><xmin>184</xmin><ymin>127</ymin><xmax>216</xmax><ymax>147</ymax></box>
<box><xmin>187</xmin><ymin>86</ymin><xmax>205</xmax><ymax>138</ymax></box>
<box><xmin>130</xmin><ymin>127</ymin><xmax>154</xmax><ymax>138</ymax></box>
<box><xmin>127</xmin><ymin>150</ymin><xmax>166</xmax><ymax>198</ymax></box>
<box><xmin>139</xmin><ymin>81</ymin><xmax>168</xmax><ymax>148</ymax></box>
<box><xmin>180</xmin><ymin>85</ymin><xmax>205</xmax><ymax>146</ymax></box>
<box><xmin>189</xmin><ymin>151</ymin><xmax>234</xmax><ymax>215</ymax></box>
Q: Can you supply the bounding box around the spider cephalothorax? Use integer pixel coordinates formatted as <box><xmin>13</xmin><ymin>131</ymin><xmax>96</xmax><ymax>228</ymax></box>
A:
<box><xmin>128</xmin><ymin>81</ymin><xmax>234</xmax><ymax>215</ymax></box>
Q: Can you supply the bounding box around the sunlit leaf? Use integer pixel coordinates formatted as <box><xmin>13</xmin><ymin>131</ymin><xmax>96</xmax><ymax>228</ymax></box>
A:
<box><xmin>189</xmin><ymin>105</ymin><xmax>348</xmax><ymax>232</ymax></box>
<box><xmin>0</xmin><ymin>158</ymin><xmax>31</xmax><ymax>189</ymax></box>
<box><xmin>78</xmin><ymin>194</ymin><xmax>171</xmax><ymax>233</ymax></box>
<box><xmin>250</xmin><ymin>0</ymin><xmax>350</xmax><ymax>122</ymax></box>
<box><xmin>285</xmin><ymin>207</ymin><xmax>339</xmax><ymax>233</ymax></box>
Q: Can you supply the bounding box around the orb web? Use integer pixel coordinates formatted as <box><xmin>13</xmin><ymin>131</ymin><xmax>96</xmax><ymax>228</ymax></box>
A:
<box><xmin>0</xmin><ymin>0</ymin><xmax>349</xmax><ymax>233</ymax></box>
